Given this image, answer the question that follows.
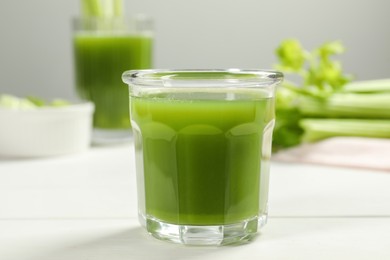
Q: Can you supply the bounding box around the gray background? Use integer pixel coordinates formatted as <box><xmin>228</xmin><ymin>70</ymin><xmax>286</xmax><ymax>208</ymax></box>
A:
<box><xmin>0</xmin><ymin>0</ymin><xmax>389</xmax><ymax>99</ymax></box>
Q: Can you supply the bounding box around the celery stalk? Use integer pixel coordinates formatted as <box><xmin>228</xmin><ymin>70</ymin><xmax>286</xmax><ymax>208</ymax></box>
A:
<box><xmin>300</xmin><ymin>119</ymin><xmax>390</xmax><ymax>142</ymax></box>
<box><xmin>298</xmin><ymin>93</ymin><xmax>390</xmax><ymax>119</ymax></box>
<box><xmin>343</xmin><ymin>79</ymin><xmax>390</xmax><ymax>93</ymax></box>
<box><xmin>113</xmin><ymin>0</ymin><xmax>124</xmax><ymax>17</ymax></box>
<box><xmin>81</xmin><ymin>0</ymin><xmax>103</xmax><ymax>17</ymax></box>
<box><xmin>273</xmin><ymin>39</ymin><xmax>390</xmax><ymax>150</ymax></box>
<box><xmin>81</xmin><ymin>0</ymin><xmax>123</xmax><ymax>18</ymax></box>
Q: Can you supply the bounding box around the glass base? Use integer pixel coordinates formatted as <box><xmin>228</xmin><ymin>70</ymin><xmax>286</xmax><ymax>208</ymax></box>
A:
<box><xmin>140</xmin><ymin>214</ymin><xmax>267</xmax><ymax>246</ymax></box>
<box><xmin>92</xmin><ymin>128</ymin><xmax>132</xmax><ymax>145</ymax></box>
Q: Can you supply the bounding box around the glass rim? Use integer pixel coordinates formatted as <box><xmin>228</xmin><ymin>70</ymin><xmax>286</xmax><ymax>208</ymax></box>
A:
<box><xmin>72</xmin><ymin>14</ymin><xmax>153</xmax><ymax>34</ymax></box>
<box><xmin>122</xmin><ymin>69</ymin><xmax>283</xmax><ymax>88</ymax></box>
<box><xmin>72</xmin><ymin>14</ymin><xmax>153</xmax><ymax>22</ymax></box>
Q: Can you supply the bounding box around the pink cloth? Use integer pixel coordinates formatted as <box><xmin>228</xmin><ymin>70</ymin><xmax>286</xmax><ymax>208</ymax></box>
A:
<box><xmin>272</xmin><ymin>137</ymin><xmax>390</xmax><ymax>172</ymax></box>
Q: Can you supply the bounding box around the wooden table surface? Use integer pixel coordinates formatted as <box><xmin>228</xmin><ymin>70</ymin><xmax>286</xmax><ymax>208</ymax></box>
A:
<box><xmin>1</xmin><ymin>142</ymin><xmax>389</xmax><ymax>260</ymax></box>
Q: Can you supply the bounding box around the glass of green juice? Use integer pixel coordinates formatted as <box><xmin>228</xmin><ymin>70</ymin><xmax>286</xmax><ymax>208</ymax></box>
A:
<box><xmin>122</xmin><ymin>69</ymin><xmax>283</xmax><ymax>245</ymax></box>
<box><xmin>73</xmin><ymin>16</ymin><xmax>152</xmax><ymax>143</ymax></box>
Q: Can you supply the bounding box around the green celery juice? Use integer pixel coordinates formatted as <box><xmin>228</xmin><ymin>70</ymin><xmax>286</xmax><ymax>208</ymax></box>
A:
<box><xmin>74</xmin><ymin>33</ymin><xmax>152</xmax><ymax>129</ymax></box>
<box><xmin>131</xmin><ymin>95</ymin><xmax>275</xmax><ymax>225</ymax></box>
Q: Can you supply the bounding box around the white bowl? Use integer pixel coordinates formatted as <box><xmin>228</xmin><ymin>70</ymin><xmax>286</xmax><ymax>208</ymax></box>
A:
<box><xmin>0</xmin><ymin>102</ymin><xmax>94</xmax><ymax>157</ymax></box>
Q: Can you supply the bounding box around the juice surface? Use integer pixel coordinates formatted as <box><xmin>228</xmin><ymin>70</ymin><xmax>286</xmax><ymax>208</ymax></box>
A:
<box><xmin>74</xmin><ymin>33</ymin><xmax>152</xmax><ymax>129</ymax></box>
<box><xmin>131</xmin><ymin>96</ymin><xmax>274</xmax><ymax>225</ymax></box>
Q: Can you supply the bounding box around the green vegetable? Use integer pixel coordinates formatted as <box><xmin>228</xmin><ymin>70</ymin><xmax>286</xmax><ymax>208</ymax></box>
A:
<box><xmin>26</xmin><ymin>96</ymin><xmax>46</xmax><ymax>107</ymax></box>
<box><xmin>298</xmin><ymin>93</ymin><xmax>390</xmax><ymax>119</ymax></box>
<box><xmin>0</xmin><ymin>94</ymin><xmax>36</xmax><ymax>109</ymax></box>
<box><xmin>80</xmin><ymin>0</ymin><xmax>125</xmax><ymax>31</ymax></box>
<box><xmin>342</xmin><ymin>79</ymin><xmax>390</xmax><ymax>93</ymax></box>
<box><xmin>300</xmin><ymin>119</ymin><xmax>390</xmax><ymax>142</ymax></box>
<box><xmin>0</xmin><ymin>94</ymin><xmax>71</xmax><ymax>109</ymax></box>
<box><xmin>81</xmin><ymin>0</ymin><xmax>123</xmax><ymax>18</ymax></box>
<box><xmin>275</xmin><ymin>39</ymin><xmax>352</xmax><ymax>98</ymax></box>
<box><xmin>272</xmin><ymin>87</ymin><xmax>304</xmax><ymax>150</ymax></box>
<box><xmin>51</xmin><ymin>99</ymin><xmax>71</xmax><ymax>107</ymax></box>
<box><xmin>272</xmin><ymin>39</ymin><xmax>390</xmax><ymax>150</ymax></box>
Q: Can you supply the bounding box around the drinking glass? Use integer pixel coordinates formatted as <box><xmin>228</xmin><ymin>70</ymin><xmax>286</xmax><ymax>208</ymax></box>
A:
<box><xmin>122</xmin><ymin>69</ymin><xmax>283</xmax><ymax>245</ymax></box>
<box><xmin>73</xmin><ymin>16</ymin><xmax>152</xmax><ymax>143</ymax></box>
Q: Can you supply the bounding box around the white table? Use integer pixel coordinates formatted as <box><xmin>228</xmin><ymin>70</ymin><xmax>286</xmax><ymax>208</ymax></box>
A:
<box><xmin>1</xmin><ymin>142</ymin><xmax>390</xmax><ymax>260</ymax></box>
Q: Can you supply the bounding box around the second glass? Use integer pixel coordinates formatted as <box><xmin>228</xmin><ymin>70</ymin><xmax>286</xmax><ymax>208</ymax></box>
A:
<box><xmin>73</xmin><ymin>16</ymin><xmax>153</xmax><ymax>143</ymax></box>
